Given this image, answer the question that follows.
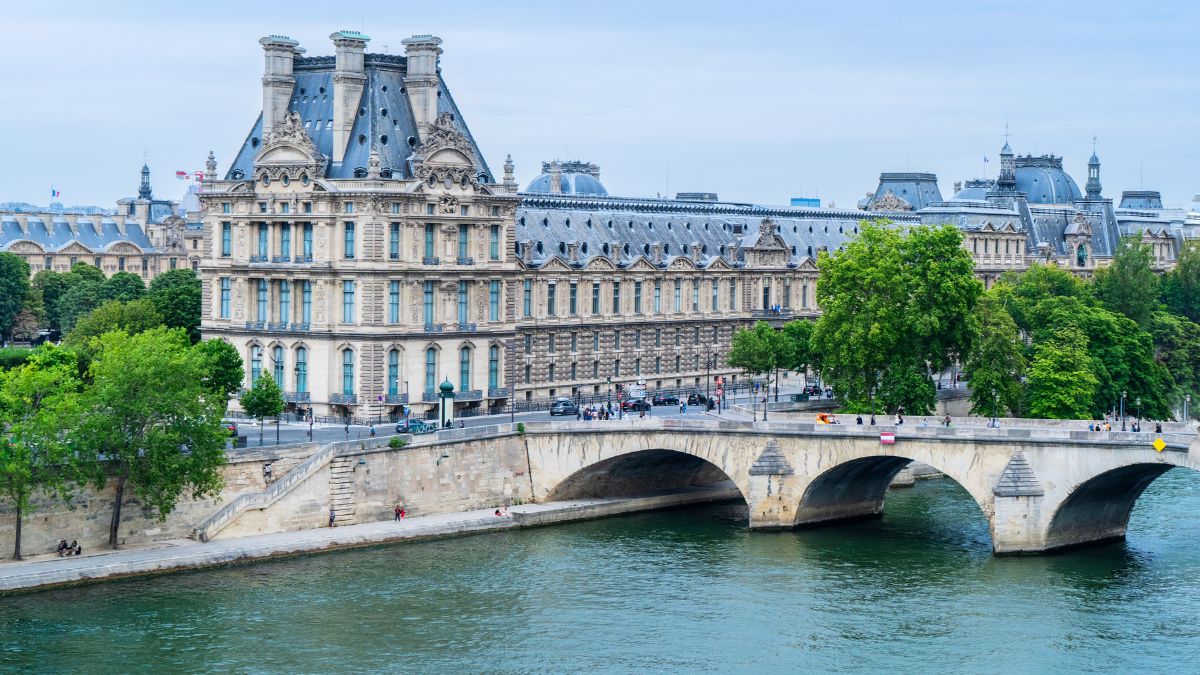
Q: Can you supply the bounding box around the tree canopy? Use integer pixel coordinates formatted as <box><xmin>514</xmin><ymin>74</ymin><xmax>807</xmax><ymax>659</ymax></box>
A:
<box><xmin>1093</xmin><ymin>236</ymin><xmax>1160</xmax><ymax>326</ymax></box>
<box><xmin>148</xmin><ymin>269</ymin><xmax>202</xmax><ymax>342</ymax></box>
<box><xmin>962</xmin><ymin>293</ymin><xmax>1026</xmax><ymax>417</ymax></box>
<box><xmin>1026</xmin><ymin>324</ymin><xmax>1098</xmax><ymax>419</ymax></box>
<box><xmin>0</xmin><ymin>253</ymin><xmax>31</xmax><ymax>340</ymax></box>
<box><xmin>1162</xmin><ymin>240</ymin><xmax>1200</xmax><ymax>323</ymax></box>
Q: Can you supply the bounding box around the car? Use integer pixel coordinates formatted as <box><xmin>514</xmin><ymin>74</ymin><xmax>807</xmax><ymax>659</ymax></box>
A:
<box><xmin>395</xmin><ymin>418</ymin><xmax>435</xmax><ymax>434</ymax></box>
<box><xmin>652</xmin><ymin>393</ymin><xmax>679</xmax><ymax>406</ymax></box>
<box><xmin>621</xmin><ymin>398</ymin><xmax>651</xmax><ymax>412</ymax></box>
<box><xmin>225</xmin><ymin>422</ymin><xmax>239</xmax><ymax>437</ymax></box>
<box><xmin>549</xmin><ymin>398</ymin><xmax>579</xmax><ymax>416</ymax></box>
<box><xmin>687</xmin><ymin>393</ymin><xmax>708</xmax><ymax>406</ymax></box>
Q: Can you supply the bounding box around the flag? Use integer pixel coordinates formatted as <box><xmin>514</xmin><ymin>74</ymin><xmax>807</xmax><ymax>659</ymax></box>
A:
<box><xmin>194</xmin><ymin>171</ymin><xmax>204</xmax><ymax>182</ymax></box>
<box><xmin>50</xmin><ymin>187</ymin><xmax>60</xmax><ymax>198</ymax></box>
<box><xmin>176</xmin><ymin>170</ymin><xmax>188</xmax><ymax>180</ymax></box>
<box><xmin>983</xmin><ymin>156</ymin><xmax>989</xmax><ymax>163</ymax></box>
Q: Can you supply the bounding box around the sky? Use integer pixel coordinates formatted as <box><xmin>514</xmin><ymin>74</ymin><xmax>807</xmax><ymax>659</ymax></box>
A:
<box><xmin>1</xmin><ymin>0</ymin><xmax>1197</xmax><ymax>210</ymax></box>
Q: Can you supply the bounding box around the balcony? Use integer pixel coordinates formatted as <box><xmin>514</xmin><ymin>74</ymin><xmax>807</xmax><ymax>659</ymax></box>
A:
<box><xmin>454</xmin><ymin>323</ymin><xmax>477</xmax><ymax>333</ymax></box>
<box><xmin>456</xmin><ymin>256</ymin><xmax>475</xmax><ymax>266</ymax></box>
<box><xmin>384</xmin><ymin>393</ymin><xmax>409</xmax><ymax>404</ymax></box>
<box><xmin>424</xmin><ymin>323</ymin><xmax>444</xmax><ymax>333</ymax></box>
<box><xmin>422</xmin><ymin>257</ymin><xmax>441</xmax><ymax>266</ymax></box>
<box><xmin>422</xmin><ymin>389</ymin><xmax>439</xmax><ymax>402</ymax></box>
<box><xmin>266</xmin><ymin>322</ymin><xmax>289</xmax><ymax>332</ymax></box>
<box><xmin>751</xmin><ymin>308</ymin><xmax>794</xmax><ymax>319</ymax></box>
<box><xmin>248</xmin><ymin>255</ymin><xmax>269</xmax><ymax>263</ymax></box>
<box><xmin>330</xmin><ymin>393</ymin><xmax>358</xmax><ymax>405</ymax></box>
<box><xmin>289</xmin><ymin>322</ymin><xmax>310</xmax><ymax>332</ymax></box>
<box><xmin>294</xmin><ymin>255</ymin><xmax>313</xmax><ymax>264</ymax></box>
<box><xmin>284</xmin><ymin>391</ymin><xmax>311</xmax><ymax>403</ymax></box>
<box><xmin>271</xmin><ymin>255</ymin><xmax>291</xmax><ymax>263</ymax></box>
<box><xmin>487</xmin><ymin>387</ymin><xmax>511</xmax><ymax>399</ymax></box>
<box><xmin>457</xmin><ymin>390</ymin><xmax>483</xmax><ymax>401</ymax></box>
<box><xmin>244</xmin><ymin>321</ymin><xmax>265</xmax><ymax>330</ymax></box>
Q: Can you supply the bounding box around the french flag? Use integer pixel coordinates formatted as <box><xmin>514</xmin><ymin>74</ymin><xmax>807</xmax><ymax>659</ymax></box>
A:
<box><xmin>176</xmin><ymin>170</ymin><xmax>189</xmax><ymax>180</ymax></box>
<box><xmin>50</xmin><ymin>187</ymin><xmax>60</xmax><ymax>198</ymax></box>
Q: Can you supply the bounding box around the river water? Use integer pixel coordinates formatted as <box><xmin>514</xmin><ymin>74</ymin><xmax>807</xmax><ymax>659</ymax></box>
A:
<box><xmin>4</xmin><ymin>471</ymin><xmax>1200</xmax><ymax>673</ymax></box>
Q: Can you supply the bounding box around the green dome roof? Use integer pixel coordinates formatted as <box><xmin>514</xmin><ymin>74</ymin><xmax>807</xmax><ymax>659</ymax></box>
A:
<box><xmin>439</xmin><ymin>378</ymin><xmax>455</xmax><ymax>393</ymax></box>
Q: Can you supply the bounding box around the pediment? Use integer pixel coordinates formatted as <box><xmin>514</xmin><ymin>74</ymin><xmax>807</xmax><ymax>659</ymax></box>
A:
<box><xmin>705</xmin><ymin>256</ymin><xmax>732</xmax><ymax>271</ymax></box>
<box><xmin>6</xmin><ymin>240</ymin><xmax>44</xmax><ymax>254</ymax></box>
<box><xmin>59</xmin><ymin>242</ymin><xmax>94</xmax><ymax>255</ymax></box>
<box><xmin>426</xmin><ymin>147</ymin><xmax>474</xmax><ymax>167</ymax></box>
<box><xmin>668</xmin><ymin>257</ymin><xmax>697</xmax><ymax>270</ymax></box>
<box><xmin>256</xmin><ymin>144</ymin><xmax>318</xmax><ymax>164</ymax></box>
<box><xmin>795</xmin><ymin>256</ymin><xmax>819</xmax><ymax>272</ymax></box>
<box><xmin>1000</xmin><ymin>221</ymin><xmax>1019</xmax><ymax>233</ymax></box>
<box><xmin>539</xmin><ymin>256</ymin><xmax>572</xmax><ymax>272</ymax></box>
<box><xmin>626</xmin><ymin>256</ymin><xmax>658</xmax><ymax>272</ymax></box>
<box><xmin>106</xmin><ymin>242</ymin><xmax>144</xmax><ymax>254</ymax></box>
<box><xmin>586</xmin><ymin>256</ymin><xmax>616</xmax><ymax>270</ymax></box>
<box><xmin>980</xmin><ymin>221</ymin><xmax>996</xmax><ymax>232</ymax></box>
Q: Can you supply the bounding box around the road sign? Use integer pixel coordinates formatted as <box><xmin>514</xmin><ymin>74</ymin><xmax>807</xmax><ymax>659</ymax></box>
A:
<box><xmin>880</xmin><ymin>432</ymin><xmax>895</xmax><ymax>445</ymax></box>
<box><xmin>1153</xmin><ymin>437</ymin><xmax>1166</xmax><ymax>452</ymax></box>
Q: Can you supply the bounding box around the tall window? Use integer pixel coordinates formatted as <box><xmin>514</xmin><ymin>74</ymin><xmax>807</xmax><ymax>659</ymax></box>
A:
<box><xmin>592</xmin><ymin>282</ymin><xmax>600</xmax><ymax>314</ymax></box>
<box><xmin>523</xmin><ymin>279</ymin><xmax>532</xmax><ymax>317</ymax></box>
<box><xmin>458</xmin><ymin>283</ymin><xmax>469</xmax><ymax>324</ymax></box>
<box><xmin>343</xmin><ymin>222</ymin><xmax>355</xmax><ymax>259</ymax></box>
<box><xmin>489</xmin><ymin>346</ymin><xmax>499</xmax><ymax>389</ymax></box>
<box><xmin>280</xmin><ymin>224</ymin><xmax>291</xmax><ymax>258</ymax></box>
<box><xmin>614</xmin><ymin>330</ymin><xmax>621</xmax><ymax>350</ymax></box>
<box><xmin>256</xmin><ymin>279</ymin><xmax>267</xmax><ymax>321</ymax></box>
<box><xmin>547</xmin><ymin>283</ymin><xmax>557</xmax><ymax>316</ymax></box>
<box><xmin>674</xmin><ymin>279</ymin><xmax>682</xmax><ymax>312</ymax></box>
<box><xmin>634</xmin><ymin>281</ymin><xmax>642</xmax><ymax>313</ymax></box>
<box><xmin>219</xmin><ymin>277</ymin><xmax>230</xmax><ymax>318</ymax></box>
<box><xmin>295</xmin><ymin>347</ymin><xmax>307</xmax><ymax>393</ymax></box>
<box><xmin>489</xmin><ymin>281</ymin><xmax>500</xmax><ymax>321</ymax></box>
<box><xmin>341</xmin><ymin>349</ymin><xmax>354</xmax><ymax>395</ymax></box>
<box><xmin>389</xmin><ymin>281</ymin><xmax>401</xmax><ymax>324</ymax></box>
<box><xmin>569</xmin><ymin>282</ymin><xmax>578</xmax><ymax>315</ymax></box>
<box><xmin>548</xmin><ymin>334</ymin><xmax>557</xmax><ymax>353</ymax></box>
<box><xmin>802</xmin><ymin>282</ymin><xmax>809</xmax><ymax>308</ymax></box>
<box><xmin>614</xmin><ymin>359</ymin><xmax>621</xmax><ymax>377</ymax></box>
<box><xmin>548</xmin><ymin>364</ymin><xmax>555</xmax><ymax>382</ymax></box>
<box><xmin>458</xmin><ymin>224</ymin><xmax>469</xmax><ymax>260</ymax></box>
<box><xmin>712</xmin><ymin>280</ymin><xmax>719</xmax><ymax>311</ymax></box>
<box><xmin>302</xmin><ymin>223</ymin><xmax>313</xmax><ymax>259</ymax></box>
<box><xmin>250</xmin><ymin>346</ymin><xmax>262</xmax><ymax>385</ymax></box>
<box><xmin>489</xmin><ymin>224</ymin><xmax>500</xmax><ymax>260</ymax></box>
<box><xmin>272</xmin><ymin>346</ymin><xmax>284</xmax><ymax>384</ymax></box>
<box><xmin>342</xmin><ymin>280</ymin><xmax>355</xmax><ymax>323</ymax></box>
<box><xmin>424</xmin><ymin>224</ymin><xmax>435</xmax><ymax>260</ymax></box>
<box><xmin>423</xmin><ymin>282</ymin><xmax>434</xmax><ymax>325</ymax></box>
<box><xmin>301</xmin><ymin>281</ymin><xmax>312</xmax><ymax>324</ymax></box>
<box><xmin>257</xmin><ymin>223</ymin><xmax>268</xmax><ymax>257</ymax></box>
<box><xmin>459</xmin><ymin>347</ymin><xmax>472</xmax><ymax>391</ymax></box>
<box><xmin>425</xmin><ymin>348</ymin><xmax>437</xmax><ymax>393</ymax></box>
<box><xmin>388</xmin><ymin>350</ymin><xmax>400</xmax><ymax>395</ymax></box>
<box><xmin>221</xmin><ymin>222</ymin><xmax>231</xmax><ymax>256</ymax></box>
<box><xmin>692</xmin><ymin>283</ymin><xmax>699</xmax><ymax>312</ymax></box>
<box><xmin>278</xmin><ymin>280</ymin><xmax>290</xmax><ymax>323</ymax></box>
<box><xmin>612</xmin><ymin>282</ymin><xmax>621</xmax><ymax>315</ymax></box>
<box><xmin>570</xmin><ymin>332</ymin><xmax>578</xmax><ymax>353</ymax></box>
<box><xmin>729</xmin><ymin>279</ymin><xmax>737</xmax><ymax>310</ymax></box>
<box><xmin>654</xmin><ymin>279</ymin><xmax>661</xmax><ymax>313</ymax></box>
<box><xmin>389</xmin><ymin>223</ymin><xmax>400</xmax><ymax>260</ymax></box>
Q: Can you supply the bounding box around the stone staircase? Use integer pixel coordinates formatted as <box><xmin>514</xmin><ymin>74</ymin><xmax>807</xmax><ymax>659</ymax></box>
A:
<box><xmin>329</xmin><ymin>457</ymin><xmax>357</xmax><ymax>526</ymax></box>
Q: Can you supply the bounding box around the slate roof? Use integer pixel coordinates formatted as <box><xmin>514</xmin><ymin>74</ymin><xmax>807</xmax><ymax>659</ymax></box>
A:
<box><xmin>227</xmin><ymin>54</ymin><xmax>492</xmax><ymax>182</ymax></box>
<box><xmin>1014</xmin><ymin>155</ymin><xmax>1082</xmax><ymax>205</ymax></box>
<box><xmin>0</xmin><ymin>215</ymin><xmax>156</xmax><ymax>253</ymax></box>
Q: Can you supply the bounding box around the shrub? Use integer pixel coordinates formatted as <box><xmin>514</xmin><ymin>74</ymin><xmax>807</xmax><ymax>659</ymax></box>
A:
<box><xmin>388</xmin><ymin>436</ymin><xmax>407</xmax><ymax>449</ymax></box>
<box><xmin>516</xmin><ymin>422</ymin><xmax>526</xmax><ymax>435</ymax></box>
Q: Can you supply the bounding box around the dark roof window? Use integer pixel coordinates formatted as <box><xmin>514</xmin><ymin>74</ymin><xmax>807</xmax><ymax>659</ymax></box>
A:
<box><xmin>380</xmin><ymin>108</ymin><xmax>388</xmax><ymax>117</ymax></box>
<box><xmin>358</xmin><ymin>134</ymin><xmax>366</xmax><ymax>144</ymax></box>
<box><xmin>380</xmin><ymin>135</ymin><xmax>388</xmax><ymax>145</ymax></box>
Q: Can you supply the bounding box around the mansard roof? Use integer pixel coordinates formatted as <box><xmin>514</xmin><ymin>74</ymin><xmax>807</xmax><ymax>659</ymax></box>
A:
<box><xmin>0</xmin><ymin>214</ymin><xmax>155</xmax><ymax>254</ymax></box>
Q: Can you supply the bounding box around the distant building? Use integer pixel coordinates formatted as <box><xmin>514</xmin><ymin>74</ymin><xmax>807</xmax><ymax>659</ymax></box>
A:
<box><xmin>790</xmin><ymin>197</ymin><xmax>820</xmax><ymax>208</ymax></box>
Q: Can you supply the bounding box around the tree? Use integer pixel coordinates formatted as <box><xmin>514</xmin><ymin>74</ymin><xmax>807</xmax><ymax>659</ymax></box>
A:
<box><xmin>195</xmin><ymin>338</ymin><xmax>245</xmax><ymax>404</ymax></box>
<box><xmin>1093</xmin><ymin>236</ymin><xmax>1160</xmax><ymax>326</ymax></box>
<box><xmin>0</xmin><ymin>253</ymin><xmax>31</xmax><ymax>340</ymax></box>
<box><xmin>0</xmin><ymin>345</ymin><xmax>87</xmax><ymax>559</ymax></box>
<box><xmin>240</xmin><ymin>372</ymin><xmax>284</xmax><ymax>446</ymax></box>
<box><xmin>779</xmin><ymin>319</ymin><xmax>815</xmax><ymax>383</ymax></box>
<box><xmin>76</xmin><ymin>327</ymin><xmax>227</xmax><ymax>548</ymax></box>
<box><xmin>1148</xmin><ymin>311</ymin><xmax>1200</xmax><ymax>418</ymax></box>
<box><xmin>963</xmin><ymin>294</ymin><xmax>1026</xmax><ymax>417</ymax></box>
<box><xmin>55</xmin><ymin>279</ymin><xmax>105</xmax><ymax>334</ymax></box>
<box><xmin>997</xmin><ymin>263</ymin><xmax>1087</xmax><ymax>332</ymax></box>
<box><xmin>149</xmin><ymin>269</ymin><xmax>202</xmax><ymax>342</ymax></box>
<box><xmin>103</xmin><ymin>272</ymin><xmax>146</xmax><ymax>303</ymax></box>
<box><xmin>67</xmin><ymin>262</ymin><xmax>106</xmax><ymax>285</ymax></box>
<box><xmin>31</xmin><ymin>270</ymin><xmax>68</xmax><ymax>331</ymax></box>
<box><xmin>1162</xmin><ymin>240</ymin><xmax>1200</xmax><ymax>323</ymax></box>
<box><xmin>1026</xmin><ymin>324</ymin><xmax>1098</xmax><ymax>419</ymax></box>
<box><xmin>63</xmin><ymin>299</ymin><xmax>164</xmax><ymax>360</ymax></box>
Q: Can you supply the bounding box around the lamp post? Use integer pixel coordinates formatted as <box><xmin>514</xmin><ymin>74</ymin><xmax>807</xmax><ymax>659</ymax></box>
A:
<box><xmin>763</xmin><ymin>376</ymin><xmax>769</xmax><ymax>422</ymax></box>
<box><xmin>1187</xmin><ymin>393</ymin><xmax>1192</xmax><ymax>422</ymax></box>
<box><xmin>991</xmin><ymin>388</ymin><xmax>998</xmax><ymax>427</ymax></box>
<box><xmin>1121</xmin><ymin>390</ymin><xmax>1127</xmax><ymax>431</ymax></box>
<box><xmin>607</xmin><ymin>376</ymin><xmax>612</xmax><ymax>416</ymax></box>
<box><xmin>507</xmin><ymin>339</ymin><xmax>516</xmax><ymax>425</ymax></box>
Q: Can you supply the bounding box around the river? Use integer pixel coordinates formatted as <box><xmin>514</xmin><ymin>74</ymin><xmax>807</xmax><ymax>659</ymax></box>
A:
<box><xmin>3</xmin><ymin>471</ymin><xmax>1200</xmax><ymax>673</ymax></box>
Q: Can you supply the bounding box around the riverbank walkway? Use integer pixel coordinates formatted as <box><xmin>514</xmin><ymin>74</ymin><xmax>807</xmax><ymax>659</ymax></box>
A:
<box><xmin>0</xmin><ymin>484</ymin><xmax>738</xmax><ymax>594</ymax></box>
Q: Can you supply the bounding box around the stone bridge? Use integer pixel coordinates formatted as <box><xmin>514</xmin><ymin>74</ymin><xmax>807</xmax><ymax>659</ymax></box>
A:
<box><xmin>521</xmin><ymin>419</ymin><xmax>1199</xmax><ymax>554</ymax></box>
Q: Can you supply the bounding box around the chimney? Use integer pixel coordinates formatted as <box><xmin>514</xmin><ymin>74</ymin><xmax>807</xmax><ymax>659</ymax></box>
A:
<box><xmin>330</xmin><ymin>30</ymin><xmax>370</xmax><ymax>164</ymax></box>
<box><xmin>549</xmin><ymin>160</ymin><xmax>562</xmax><ymax>194</ymax></box>
<box><xmin>401</xmin><ymin>34</ymin><xmax>443</xmax><ymax>136</ymax></box>
<box><xmin>259</xmin><ymin>35</ymin><xmax>302</xmax><ymax>139</ymax></box>
<box><xmin>651</xmin><ymin>242</ymin><xmax>664</xmax><ymax>265</ymax></box>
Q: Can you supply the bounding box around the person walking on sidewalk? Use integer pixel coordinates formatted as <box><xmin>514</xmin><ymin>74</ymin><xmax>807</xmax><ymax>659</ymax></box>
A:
<box><xmin>394</xmin><ymin>504</ymin><xmax>403</xmax><ymax>521</ymax></box>
<box><xmin>329</xmin><ymin>507</ymin><xmax>336</xmax><ymax>528</ymax></box>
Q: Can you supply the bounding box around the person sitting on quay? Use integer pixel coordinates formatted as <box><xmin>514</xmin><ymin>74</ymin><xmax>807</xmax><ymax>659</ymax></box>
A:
<box><xmin>56</xmin><ymin>539</ymin><xmax>69</xmax><ymax>557</ymax></box>
<box><xmin>942</xmin><ymin>415</ymin><xmax>952</xmax><ymax>428</ymax></box>
<box><xmin>70</xmin><ymin>540</ymin><xmax>81</xmax><ymax>556</ymax></box>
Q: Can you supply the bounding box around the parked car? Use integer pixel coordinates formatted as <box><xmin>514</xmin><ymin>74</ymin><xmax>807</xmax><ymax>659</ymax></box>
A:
<box><xmin>549</xmin><ymin>398</ymin><xmax>579</xmax><ymax>416</ymax></box>
<box><xmin>621</xmin><ymin>398</ymin><xmax>651</xmax><ymax>412</ymax></box>
<box><xmin>652</xmin><ymin>393</ymin><xmax>679</xmax><ymax>406</ymax></box>
<box><xmin>225</xmin><ymin>422</ymin><xmax>239</xmax><ymax>437</ymax></box>
<box><xmin>687</xmin><ymin>393</ymin><xmax>708</xmax><ymax>406</ymax></box>
<box><xmin>395</xmin><ymin>418</ymin><xmax>435</xmax><ymax>434</ymax></box>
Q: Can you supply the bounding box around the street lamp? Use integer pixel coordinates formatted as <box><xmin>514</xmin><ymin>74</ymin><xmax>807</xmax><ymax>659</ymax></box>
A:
<box><xmin>1121</xmin><ymin>390</ymin><xmax>1127</xmax><ymax>431</ymax></box>
<box><xmin>1135</xmin><ymin>397</ymin><xmax>1142</xmax><ymax>428</ymax></box>
<box><xmin>991</xmin><ymin>388</ymin><xmax>998</xmax><ymax>427</ymax></box>
<box><xmin>1187</xmin><ymin>393</ymin><xmax>1192</xmax><ymax>422</ymax></box>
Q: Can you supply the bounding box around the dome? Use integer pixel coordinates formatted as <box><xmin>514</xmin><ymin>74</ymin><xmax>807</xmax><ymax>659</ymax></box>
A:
<box><xmin>439</xmin><ymin>378</ymin><xmax>455</xmax><ymax>393</ymax></box>
<box><xmin>1014</xmin><ymin>155</ymin><xmax>1081</xmax><ymax>205</ymax></box>
<box><xmin>952</xmin><ymin>179</ymin><xmax>995</xmax><ymax>201</ymax></box>
<box><xmin>525</xmin><ymin>160</ymin><xmax>608</xmax><ymax>196</ymax></box>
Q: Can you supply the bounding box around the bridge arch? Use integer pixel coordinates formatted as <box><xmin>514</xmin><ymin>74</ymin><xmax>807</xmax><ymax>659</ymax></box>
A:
<box><xmin>545</xmin><ymin>448</ymin><xmax>747</xmax><ymax>504</ymax></box>
<box><xmin>1043</xmin><ymin>462</ymin><xmax>1180</xmax><ymax>551</ymax></box>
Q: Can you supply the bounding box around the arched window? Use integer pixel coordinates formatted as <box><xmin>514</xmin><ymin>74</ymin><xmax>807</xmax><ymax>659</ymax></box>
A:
<box><xmin>388</xmin><ymin>350</ymin><xmax>400</xmax><ymax>396</ymax></box>
<box><xmin>425</xmin><ymin>348</ymin><xmax>437</xmax><ymax>394</ymax></box>
<box><xmin>295</xmin><ymin>347</ymin><xmax>308</xmax><ymax>393</ymax></box>
<box><xmin>250</xmin><ymin>346</ymin><xmax>263</xmax><ymax>385</ymax></box>
<box><xmin>459</xmin><ymin>347</ymin><xmax>472</xmax><ymax>391</ymax></box>
<box><xmin>488</xmin><ymin>345</ymin><xmax>500</xmax><ymax>390</ymax></box>
<box><xmin>341</xmin><ymin>349</ymin><xmax>354</xmax><ymax>396</ymax></box>
<box><xmin>272</xmin><ymin>346</ymin><xmax>284</xmax><ymax>384</ymax></box>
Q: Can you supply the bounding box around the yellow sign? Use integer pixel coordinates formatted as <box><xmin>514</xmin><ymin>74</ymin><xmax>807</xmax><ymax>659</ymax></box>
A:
<box><xmin>1153</xmin><ymin>438</ymin><xmax>1166</xmax><ymax>453</ymax></box>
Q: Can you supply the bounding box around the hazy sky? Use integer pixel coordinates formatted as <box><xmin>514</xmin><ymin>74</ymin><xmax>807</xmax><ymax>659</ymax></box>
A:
<box><xmin>2</xmin><ymin>1</ymin><xmax>1197</xmax><ymax>210</ymax></box>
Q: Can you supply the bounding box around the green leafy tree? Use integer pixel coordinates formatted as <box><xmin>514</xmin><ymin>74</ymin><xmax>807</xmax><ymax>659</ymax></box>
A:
<box><xmin>76</xmin><ymin>327</ymin><xmax>227</xmax><ymax>548</ymax></box>
<box><xmin>1162</xmin><ymin>240</ymin><xmax>1200</xmax><ymax>323</ymax></box>
<box><xmin>997</xmin><ymin>263</ymin><xmax>1087</xmax><ymax>332</ymax></box>
<box><xmin>195</xmin><ymin>338</ymin><xmax>245</xmax><ymax>404</ymax></box>
<box><xmin>963</xmin><ymin>294</ymin><xmax>1026</xmax><ymax>417</ymax></box>
<box><xmin>0</xmin><ymin>345</ymin><xmax>87</xmax><ymax>559</ymax></box>
<box><xmin>103</xmin><ymin>272</ymin><xmax>146</xmax><ymax>302</ymax></box>
<box><xmin>67</xmin><ymin>262</ymin><xmax>105</xmax><ymax>285</ymax></box>
<box><xmin>1148</xmin><ymin>311</ymin><xmax>1200</xmax><ymax>419</ymax></box>
<box><xmin>31</xmin><ymin>270</ymin><xmax>68</xmax><ymax>331</ymax></box>
<box><xmin>64</xmin><ymin>299</ymin><xmax>164</xmax><ymax>361</ymax></box>
<box><xmin>1026</xmin><ymin>324</ymin><xmax>1099</xmax><ymax>419</ymax></box>
<box><xmin>240</xmin><ymin>373</ymin><xmax>284</xmax><ymax>446</ymax></box>
<box><xmin>779</xmin><ymin>319</ymin><xmax>815</xmax><ymax>383</ymax></box>
<box><xmin>1093</xmin><ymin>236</ymin><xmax>1160</xmax><ymax>326</ymax></box>
<box><xmin>55</xmin><ymin>279</ymin><xmax>105</xmax><ymax>334</ymax></box>
<box><xmin>0</xmin><ymin>253</ymin><xmax>31</xmax><ymax>340</ymax></box>
<box><xmin>149</xmin><ymin>269</ymin><xmax>202</xmax><ymax>342</ymax></box>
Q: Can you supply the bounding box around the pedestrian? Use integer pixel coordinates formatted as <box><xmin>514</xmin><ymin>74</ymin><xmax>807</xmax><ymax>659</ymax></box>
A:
<box><xmin>856</xmin><ymin>415</ymin><xmax>863</xmax><ymax>425</ymax></box>
<box><xmin>1156</xmin><ymin>422</ymin><xmax>1162</xmax><ymax>434</ymax></box>
<box><xmin>329</xmin><ymin>507</ymin><xmax>336</xmax><ymax>528</ymax></box>
<box><xmin>370</xmin><ymin>424</ymin><xmax>376</xmax><ymax>438</ymax></box>
<box><xmin>400</xmin><ymin>507</ymin><xmax>406</xmax><ymax>519</ymax></box>
<box><xmin>458</xmin><ymin>420</ymin><xmax>465</xmax><ymax>428</ymax></box>
<box><xmin>1088</xmin><ymin>422</ymin><xmax>1095</xmax><ymax>431</ymax></box>
<box><xmin>869</xmin><ymin>414</ymin><xmax>876</xmax><ymax>426</ymax></box>
<box><xmin>943</xmin><ymin>415</ymin><xmax>951</xmax><ymax>427</ymax></box>
<box><xmin>394</xmin><ymin>504</ymin><xmax>403</xmax><ymax>521</ymax></box>
<box><xmin>70</xmin><ymin>539</ymin><xmax>81</xmax><ymax>556</ymax></box>
<box><xmin>494</xmin><ymin>509</ymin><xmax>502</xmax><ymax>517</ymax></box>
<box><xmin>56</xmin><ymin>539</ymin><xmax>69</xmax><ymax>557</ymax></box>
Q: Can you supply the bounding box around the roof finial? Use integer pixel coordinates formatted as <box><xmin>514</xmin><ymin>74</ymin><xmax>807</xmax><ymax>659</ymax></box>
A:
<box><xmin>205</xmin><ymin>151</ymin><xmax>218</xmax><ymax>180</ymax></box>
<box><xmin>502</xmin><ymin>154</ymin><xmax>516</xmax><ymax>191</ymax></box>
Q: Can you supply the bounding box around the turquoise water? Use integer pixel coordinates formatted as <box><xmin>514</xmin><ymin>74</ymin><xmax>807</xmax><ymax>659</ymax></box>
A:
<box><xmin>3</xmin><ymin>471</ymin><xmax>1200</xmax><ymax>673</ymax></box>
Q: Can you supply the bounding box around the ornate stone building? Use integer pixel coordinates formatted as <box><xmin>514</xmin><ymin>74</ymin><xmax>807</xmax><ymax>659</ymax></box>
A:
<box><xmin>0</xmin><ymin>165</ymin><xmax>200</xmax><ymax>280</ymax></box>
